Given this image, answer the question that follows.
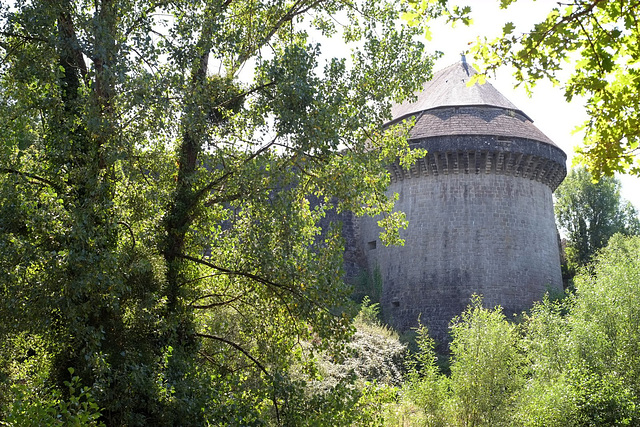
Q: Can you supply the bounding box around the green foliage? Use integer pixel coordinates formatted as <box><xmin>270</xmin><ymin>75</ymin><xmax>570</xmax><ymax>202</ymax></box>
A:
<box><xmin>0</xmin><ymin>0</ymin><xmax>452</xmax><ymax>423</ymax></box>
<box><xmin>355</xmin><ymin>295</ymin><xmax>383</xmax><ymax>325</ymax></box>
<box><xmin>2</xmin><ymin>368</ymin><xmax>103</xmax><ymax>427</ymax></box>
<box><xmin>569</xmin><ymin>235</ymin><xmax>640</xmax><ymax>401</ymax></box>
<box><xmin>352</xmin><ymin>264</ymin><xmax>383</xmax><ymax>305</ymax></box>
<box><xmin>391</xmin><ymin>236</ymin><xmax>640</xmax><ymax>426</ymax></box>
<box><xmin>555</xmin><ymin>167</ymin><xmax>639</xmax><ymax>274</ymax></box>
<box><xmin>400</xmin><ymin>325</ymin><xmax>448</xmax><ymax>427</ymax></box>
<box><xmin>470</xmin><ymin>1</ymin><xmax>640</xmax><ymax>177</ymax></box>
<box><xmin>447</xmin><ymin>296</ymin><xmax>523</xmax><ymax>426</ymax></box>
<box><xmin>402</xmin><ymin>0</ymin><xmax>473</xmax><ymax>34</ymax></box>
<box><xmin>568</xmin><ymin>364</ymin><xmax>636</xmax><ymax>427</ymax></box>
<box><xmin>391</xmin><ymin>298</ymin><xmax>524</xmax><ymax>427</ymax></box>
<box><xmin>315</xmin><ymin>298</ymin><xmax>407</xmax><ymax>390</ymax></box>
<box><xmin>512</xmin><ymin>236</ymin><xmax>640</xmax><ymax>426</ymax></box>
<box><xmin>511</xmin><ymin>375</ymin><xmax>577</xmax><ymax>427</ymax></box>
<box><xmin>280</xmin><ymin>298</ymin><xmax>407</xmax><ymax>425</ymax></box>
<box><xmin>510</xmin><ymin>297</ymin><xmax>577</xmax><ymax>426</ymax></box>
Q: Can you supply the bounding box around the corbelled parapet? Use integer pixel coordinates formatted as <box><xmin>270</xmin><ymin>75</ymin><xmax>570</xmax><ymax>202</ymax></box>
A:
<box><xmin>388</xmin><ymin>128</ymin><xmax>566</xmax><ymax>191</ymax></box>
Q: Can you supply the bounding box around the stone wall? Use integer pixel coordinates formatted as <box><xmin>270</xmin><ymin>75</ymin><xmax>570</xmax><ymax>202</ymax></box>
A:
<box><xmin>356</xmin><ymin>171</ymin><xmax>563</xmax><ymax>341</ymax></box>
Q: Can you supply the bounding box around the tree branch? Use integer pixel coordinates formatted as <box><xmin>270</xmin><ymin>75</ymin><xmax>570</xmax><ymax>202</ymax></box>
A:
<box><xmin>57</xmin><ymin>8</ymin><xmax>89</xmax><ymax>83</ymax></box>
<box><xmin>123</xmin><ymin>1</ymin><xmax>171</xmax><ymax>38</ymax></box>
<box><xmin>236</xmin><ymin>0</ymin><xmax>326</xmax><ymax>66</ymax></box>
<box><xmin>176</xmin><ymin>253</ymin><xmax>302</xmax><ymax>297</ymax></box>
<box><xmin>0</xmin><ymin>167</ymin><xmax>60</xmax><ymax>191</ymax></box>
<box><xmin>195</xmin><ymin>332</ymin><xmax>269</xmax><ymax>377</ymax></box>
<box><xmin>194</xmin><ymin>132</ymin><xmax>280</xmax><ymax>202</ymax></box>
<box><xmin>195</xmin><ymin>332</ymin><xmax>281</xmax><ymax>423</ymax></box>
<box><xmin>0</xmin><ymin>31</ymin><xmax>49</xmax><ymax>44</ymax></box>
<box><xmin>526</xmin><ymin>0</ymin><xmax>605</xmax><ymax>54</ymax></box>
<box><xmin>177</xmin><ymin>253</ymin><xmax>338</xmax><ymax>323</ymax></box>
<box><xmin>191</xmin><ymin>292</ymin><xmax>246</xmax><ymax>309</ymax></box>
<box><xmin>117</xmin><ymin>220</ymin><xmax>136</xmax><ymax>250</ymax></box>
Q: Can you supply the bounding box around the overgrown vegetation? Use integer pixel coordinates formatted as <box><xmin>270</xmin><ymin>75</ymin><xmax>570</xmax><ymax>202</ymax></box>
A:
<box><xmin>3</xmin><ymin>0</ymin><xmax>640</xmax><ymax>424</ymax></box>
<box><xmin>0</xmin><ymin>0</ymin><xmax>473</xmax><ymax>423</ymax></box>
<box><xmin>212</xmin><ymin>233</ymin><xmax>640</xmax><ymax>426</ymax></box>
<box><xmin>555</xmin><ymin>167</ymin><xmax>639</xmax><ymax>280</ymax></box>
<box><xmin>382</xmin><ymin>234</ymin><xmax>640</xmax><ymax>426</ymax></box>
<box><xmin>352</xmin><ymin>265</ymin><xmax>383</xmax><ymax>305</ymax></box>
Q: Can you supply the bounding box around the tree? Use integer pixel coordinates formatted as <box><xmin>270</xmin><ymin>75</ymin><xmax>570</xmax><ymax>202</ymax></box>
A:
<box><xmin>0</xmin><ymin>0</ymin><xmax>466</xmax><ymax>424</ymax></box>
<box><xmin>517</xmin><ymin>235</ymin><xmax>640</xmax><ymax>426</ymax></box>
<box><xmin>567</xmin><ymin>234</ymin><xmax>640</xmax><ymax>424</ymax></box>
<box><xmin>389</xmin><ymin>297</ymin><xmax>524</xmax><ymax>426</ymax></box>
<box><xmin>554</xmin><ymin>167</ymin><xmax>639</xmax><ymax>274</ymax></box>
<box><xmin>447</xmin><ymin>296</ymin><xmax>523</xmax><ymax>426</ymax></box>
<box><xmin>470</xmin><ymin>0</ymin><xmax>640</xmax><ymax>178</ymax></box>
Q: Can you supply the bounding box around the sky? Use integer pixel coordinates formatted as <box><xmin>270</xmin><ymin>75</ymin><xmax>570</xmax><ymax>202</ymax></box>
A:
<box><xmin>426</xmin><ymin>0</ymin><xmax>640</xmax><ymax>210</ymax></box>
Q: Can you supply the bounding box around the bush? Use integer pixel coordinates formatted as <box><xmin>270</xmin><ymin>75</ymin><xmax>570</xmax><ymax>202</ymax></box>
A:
<box><xmin>511</xmin><ymin>375</ymin><xmax>577</xmax><ymax>427</ymax></box>
<box><xmin>315</xmin><ymin>298</ymin><xmax>406</xmax><ymax>389</ymax></box>
<box><xmin>566</xmin><ymin>234</ymin><xmax>640</xmax><ymax>424</ymax></box>
<box><xmin>286</xmin><ymin>298</ymin><xmax>406</xmax><ymax>425</ymax></box>
<box><xmin>568</xmin><ymin>363</ymin><xmax>636</xmax><ymax>427</ymax></box>
<box><xmin>512</xmin><ymin>234</ymin><xmax>640</xmax><ymax>426</ymax></box>
<box><xmin>399</xmin><ymin>325</ymin><xmax>448</xmax><ymax>427</ymax></box>
<box><xmin>2</xmin><ymin>368</ymin><xmax>103</xmax><ymax>426</ymax></box>
<box><xmin>447</xmin><ymin>295</ymin><xmax>523</xmax><ymax>426</ymax></box>
<box><xmin>393</xmin><ymin>296</ymin><xmax>524</xmax><ymax>427</ymax></box>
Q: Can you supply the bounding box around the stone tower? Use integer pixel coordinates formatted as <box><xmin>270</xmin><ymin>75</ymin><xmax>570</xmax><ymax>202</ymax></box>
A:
<box><xmin>356</xmin><ymin>58</ymin><xmax>567</xmax><ymax>340</ymax></box>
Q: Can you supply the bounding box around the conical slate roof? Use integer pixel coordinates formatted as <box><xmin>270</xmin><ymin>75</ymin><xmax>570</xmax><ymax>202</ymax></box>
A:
<box><xmin>388</xmin><ymin>58</ymin><xmax>559</xmax><ymax>148</ymax></box>
<box><xmin>391</xmin><ymin>58</ymin><xmax>525</xmax><ymax>121</ymax></box>
<box><xmin>383</xmin><ymin>57</ymin><xmax>567</xmax><ymax>190</ymax></box>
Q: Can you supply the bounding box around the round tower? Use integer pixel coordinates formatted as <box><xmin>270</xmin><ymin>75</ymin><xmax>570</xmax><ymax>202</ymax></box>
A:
<box><xmin>358</xmin><ymin>58</ymin><xmax>567</xmax><ymax>340</ymax></box>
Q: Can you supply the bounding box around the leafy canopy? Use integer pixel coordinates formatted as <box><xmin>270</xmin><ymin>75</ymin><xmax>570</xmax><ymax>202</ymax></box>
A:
<box><xmin>470</xmin><ymin>0</ymin><xmax>640</xmax><ymax>178</ymax></box>
<box><xmin>555</xmin><ymin>167</ymin><xmax>639</xmax><ymax>273</ymax></box>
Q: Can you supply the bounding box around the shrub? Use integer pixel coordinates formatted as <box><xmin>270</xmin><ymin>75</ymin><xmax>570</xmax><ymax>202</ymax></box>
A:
<box><xmin>316</xmin><ymin>297</ymin><xmax>406</xmax><ymax>389</ymax></box>
<box><xmin>447</xmin><ymin>295</ymin><xmax>523</xmax><ymax>426</ymax></box>
<box><xmin>2</xmin><ymin>368</ymin><xmax>103</xmax><ymax>426</ymax></box>
<box><xmin>399</xmin><ymin>325</ymin><xmax>448</xmax><ymax>427</ymax></box>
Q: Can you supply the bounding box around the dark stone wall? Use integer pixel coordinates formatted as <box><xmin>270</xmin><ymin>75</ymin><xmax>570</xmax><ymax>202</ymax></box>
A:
<box><xmin>355</xmin><ymin>171</ymin><xmax>563</xmax><ymax>342</ymax></box>
<box><xmin>313</xmin><ymin>198</ymin><xmax>368</xmax><ymax>285</ymax></box>
<box><xmin>389</xmin><ymin>135</ymin><xmax>567</xmax><ymax>191</ymax></box>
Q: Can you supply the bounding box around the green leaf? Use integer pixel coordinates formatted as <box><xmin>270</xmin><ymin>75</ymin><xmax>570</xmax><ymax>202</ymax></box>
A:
<box><xmin>503</xmin><ymin>22</ymin><xmax>515</xmax><ymax>35</ymax></box>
